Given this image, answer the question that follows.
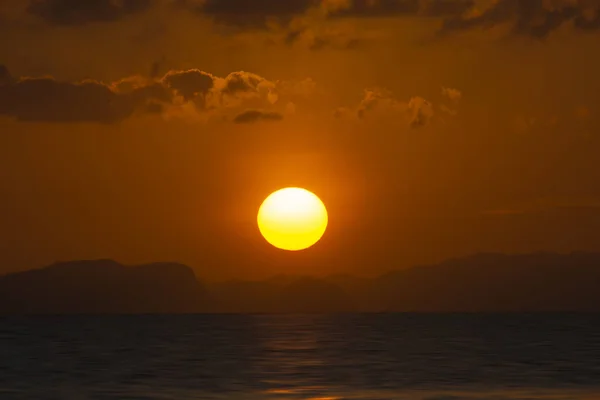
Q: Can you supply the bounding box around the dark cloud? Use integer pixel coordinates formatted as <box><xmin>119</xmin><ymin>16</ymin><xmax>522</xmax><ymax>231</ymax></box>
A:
<box><xmin>176</xmin><ymin>0</ymin><xmax>316</xmax><ymax>28</ymax></box>
<box><xmin>27</xmin><ymin>0</ymin><xmax>154</xmax><ymax>26</ymax></box>
<box><xmin>21</xmin><ymin>0</ymin><xmax>600</xmax><ymax>40</ymax></box>
<box><xmin>145</xmin><ymin>101</ymin><xmax>165</xmax><ymax>114</ymax></box>
<box><xmin>176</xmin><ymin>0</ymin><xmax>480</xmax><ymax>51</ymax></box>
<box><xmin>149</xmin><ymin>56</ymin><xmax>166</xmax><ymax>79</ymax></box>
<box><xmin>0</xmin><ymin>76</ymin><xmax>170</xmax><ymax>123</ymax></box>
<box><xmin>331</xmin><ymin>0</ymin><xmax>474</xmax><ymax>18</ymax></box>
<box><xmin>183</xmin><ymin>0</ymin><xmax>474</xmax><ymax>29</ymax></box>
<box><xmin>284</xmin><ymin>26</ymin><xmax>362</xmax><ymax>50</ymax></box>
<box><xmin>198</xmin><ymin>0</ymin><xmax>314</xmax><ymax>15</ymax></box>
<box><xmin>439</xmin><ymin>0</ymin><xmax>600</xmax><ymax>38</ymax></box>
<box><xmin>0</xmin><ymin>68</ymin><xmax>218</xmax><ymax>124</ymax></box>
<box><xmin>0</xmin><ymin>67</ymin><xmax>308</xmax><ymax>124</ymax></box>
<box><xmin>218</xmin><ymin>71</ymin><xmax>279</xmax><ymax>107</ymax></box>
<box><xmin>222</xmin><ymin>71</ymin><xmax>266</xmax><ymax>95</ymax></box>
<box><xmin>181</xmin><ymin>0</ymin><xmax>599</xmax><ymax>42</ymax></box>
<box><xmin>233</xmin><ymin>109</ymin><xmax>283</xmax><ymax>123</ymax></box>
<box><xmin>418</xmin><ymin>0</ymin><xmax>476</xmax><ymax>16</ymax></box>
<box><xmin>574</xmin><ymin>7</ymin><xmax>600</xmax><ymax>30</ymax></box>
<box><xmin>162</xmin><ymin>69</ymin><xmax>214</xmax><ymax>101</ymax></box>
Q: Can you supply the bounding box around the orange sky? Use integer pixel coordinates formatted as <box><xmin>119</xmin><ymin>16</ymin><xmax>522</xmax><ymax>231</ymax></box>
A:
<box><xmin>1</xmin><ymin>0</ymin><xmax>600</xmax><ymax>280</ymax></box>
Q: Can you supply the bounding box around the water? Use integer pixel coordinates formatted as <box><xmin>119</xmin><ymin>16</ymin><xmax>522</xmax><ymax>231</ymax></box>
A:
<box><xmin>1</xmin><ymin>314</ymin><xmax>599</xmax><ymax>399</ymax></box>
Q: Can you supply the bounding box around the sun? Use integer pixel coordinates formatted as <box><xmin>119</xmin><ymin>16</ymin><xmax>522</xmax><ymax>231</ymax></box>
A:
<box><xmin>257</xmin><ymin>187</ymin><xmax>328</xmax><ymax>251</ymax></box>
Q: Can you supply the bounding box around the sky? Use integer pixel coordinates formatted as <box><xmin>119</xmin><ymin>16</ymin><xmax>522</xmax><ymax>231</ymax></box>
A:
<box><xmin>1</xmin><ymin>0</ymin><xmax>600</xmax><ymax>280</ymax></box>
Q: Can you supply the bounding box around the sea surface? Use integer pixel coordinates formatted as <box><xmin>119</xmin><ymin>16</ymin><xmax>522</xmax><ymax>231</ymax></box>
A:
<box><xmin>1</xmin><ymin>314</ymin><xmax>599</xmax><ymax>400</ymax></box>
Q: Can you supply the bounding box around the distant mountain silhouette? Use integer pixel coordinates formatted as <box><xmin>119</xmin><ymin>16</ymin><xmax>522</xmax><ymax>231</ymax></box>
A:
<box><xmin>363</xmin><ymin>252</ymin><xmax>600</xmax><ymax>312</ymax></box>
<box><xmin>209</xmin><ymin>279</ymin><xmax>281</xmax><ymax>313</ymax></box>
<box><xmin>209</xmin><ymin>276</ymin><xmax>355</xmax><ymax>313</ymax></box>
<box><xmin>0</xmin><ymin>260</ymin><xmax>209</xmax><ymax>314</ymax></box>
<box><xmin>1</xmin><ymin>252</ymin><xmax>600</xmax><ymax>314</ymax></box>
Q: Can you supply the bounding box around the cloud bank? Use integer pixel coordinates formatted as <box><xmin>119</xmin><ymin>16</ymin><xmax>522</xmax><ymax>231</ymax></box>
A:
<box><xmin>439</xmin><ymin>0</ymin><xmax>600</xmax><ymax>38</ymax></box>
<box><xmin>15</xmin><ymin>0</ymin><xmax>600</xmax><ymax>44</ymax></box>
<box><xmin>0</xmin><ymin>66</ymin><xmax>310</xmax><ymax>124</ymax></box>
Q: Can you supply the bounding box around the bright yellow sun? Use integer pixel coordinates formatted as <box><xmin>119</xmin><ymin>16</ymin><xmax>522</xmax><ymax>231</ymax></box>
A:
<box><xmin>257</xmin><ymin>187</ymin><xmax>328</xmax><ymax>251</ymax></box>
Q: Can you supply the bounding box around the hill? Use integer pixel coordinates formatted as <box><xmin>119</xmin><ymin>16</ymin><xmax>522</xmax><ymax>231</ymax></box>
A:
<box><xmin>0</xmin><ymin>260</ymin><xmax>209</xmax><ymax>314</ymax></box>
<box><xmin>1</xmin><ymin>252</ymin><xmax>600</xmax><ymax>314</ymax></box>
<box><xmin>363</xmin><ymin>252</ymin><xmax>600</xmax><ymax>312</ymax></box>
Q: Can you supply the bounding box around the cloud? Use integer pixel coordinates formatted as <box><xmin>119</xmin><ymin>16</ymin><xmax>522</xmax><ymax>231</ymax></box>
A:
<box><xmin>356</xmin><ymin>88</ymin><xmax>397</xmax><ymax>119</ymax></box>
<box><xmin>440</xmin><ymin>86</ymin><xmax>462</xmax><ymax>115</ymax></box>
<box><xmin>187</xmin><ymin>0</ymin><xmax>600</xmax><ymax>47</ymax></box>
<box><xmin>0</xmin><ymin>75</ymin><xmax>170</xmax><ymax>123</ymax></box>
<box><xmin>213</xmin><ymin>71</ymin><xmax>280</xmax><ymax>110</ymax></box>
<box><xmin>438</xmin><ymin>0</ymin><xmax>600</xmax><ymax>38</ymax></box>
<box><xmin>275</xmin><ymin>78</ymin><xmax>317</xmax><ymax>98</ymax></box>
<box><xmin>27</xmin><ymin>0</ymin><xmax>155</xmax><ymax>26</ymax></box>
<box><xmin>0</xmin><ymin>66</ymin><xmax>312</xmax><ymax>124</ymax></box>
<box><xmin>182</xmin><ymin>0</ymin><xmax>473</xmax><ymax>50</ymax></box>
<box><xmin>149</xmin><ymin>56</ymin><xmax>167</xmax><ymax>79</ymax></box>
<box><xmin>442</xmin><ymin>86</ymin><xmax>462</xmax><ymax>103</ymax></box>
<box><xmin>232</xmin><ymin>109</ymin><xmax>283</xmax><ymax>124</ymax></box>
<box><xmin>337</xmin><ymin>88</ymin><xmax>437</xmax><ymax>128</ymax></box>
<box><xmin>162</xmin><ymin>69</ymin><xmax>214</xmax><ymax>101</ymax></box>
<box><xmin>220</xmin><ymin>71</ymin><xmax>270</xmax><ymax>96</ymax></box>
<box><xmin>407</xmin><ymin>96</ymin><xmax>434</xmax><ymax>128</ymax></box>
<box><xmin>160</xmin><ymin>70</ymin><xmax>304</xmax><ymax>120</ymax></box>
<box><xmin>176</xmin><ymin>0</ymin><xmax>315</xmax><ymax>29</ymax></box>
<box><xmin>284</xmin><ymin>25</ymin><xmax>362</xmax><ymax>50</ymax></box>
<box><xmin>330</xmin><ymin>0</ymin><xmax>474</xmax><ymax>18</ymax></box>
<box><xmin>18</xmin><ymin>0</ymin><xmax>600</xmax><ymax>42</ymax></box>
<box><xmin>187</xmin><ymin>0</ymin><xmax>475</xmax><ymax>27</ymax></box>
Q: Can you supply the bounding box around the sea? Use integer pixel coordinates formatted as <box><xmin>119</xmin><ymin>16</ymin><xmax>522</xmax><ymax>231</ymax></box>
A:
<box><xmin>0</xmin><ymin>313</ymin><xmax>599</xmax><ymax>400</ymax></box>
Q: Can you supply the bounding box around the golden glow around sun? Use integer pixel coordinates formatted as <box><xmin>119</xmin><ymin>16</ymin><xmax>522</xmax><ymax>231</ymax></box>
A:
<box><xmin>257</xmin><ymin>187</ymin><xmax>328</xmax><ymax>251</ymax></box>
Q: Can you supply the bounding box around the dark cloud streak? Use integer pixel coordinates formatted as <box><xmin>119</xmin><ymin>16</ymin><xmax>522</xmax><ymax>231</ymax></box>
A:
<box><xmin>184</xmin><ymin>0</ymin><xmax>475</xmax><ymax>29</ymax></box>
<box><xmin>331</xmin><ymin>0</ymin><xmax>474</xmax><ymax>18</ymax></box>
<box><xmin>20</xmin><ymin>0</ymin><xmax>600</xmax><ymax>41</ymax></box>
<box><xmin>233</xmin><ymin>109</ymin><xmax>283</xmax><ymax>124</ymax></box>
<box><xmin>187</xmin><ymin>0</ymin><xmax>315</xmax><ymax>28</ymax></box>
<box><xmin>27</xmin><ymin>0</ymin><xmax>154</xmax><ymax>25</ymax></box>
<box><xmin>439</xmin><ymin>0</ymin><xmax>600</xmax><ymax>38</ymax></box>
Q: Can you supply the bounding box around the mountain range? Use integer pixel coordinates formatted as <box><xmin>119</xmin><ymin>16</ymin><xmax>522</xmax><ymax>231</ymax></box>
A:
<box><xmin>1</xmin><ymin>252</ymin><xmax>599</xmax><ymax>314</ymax></box>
